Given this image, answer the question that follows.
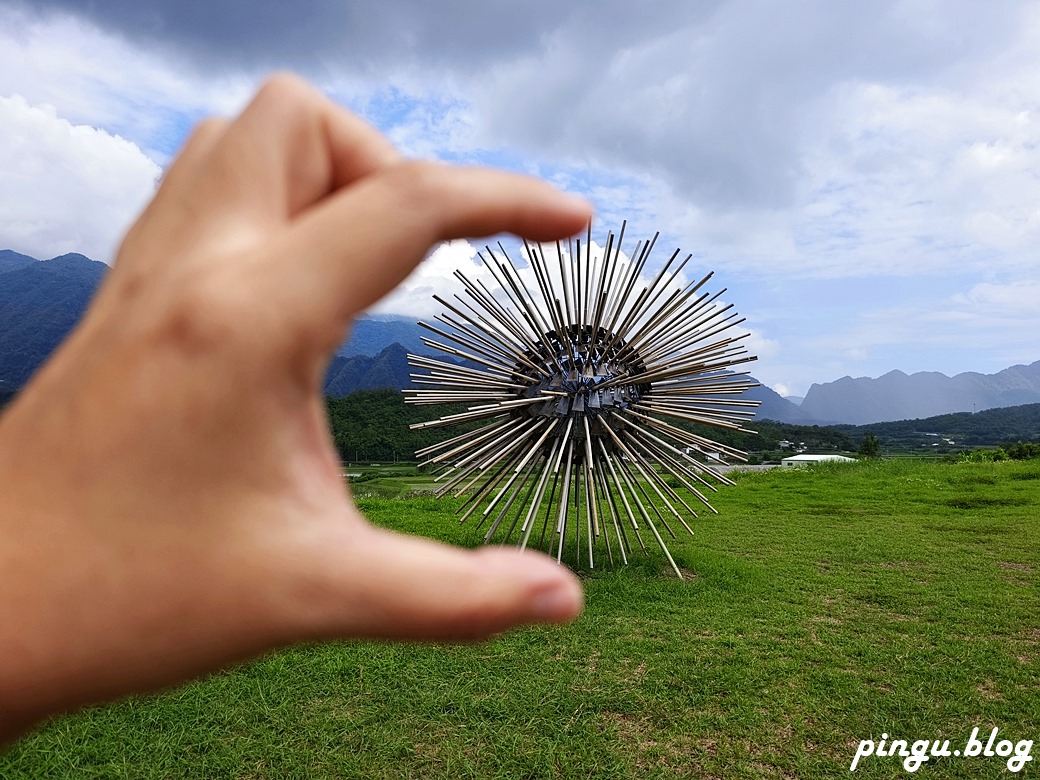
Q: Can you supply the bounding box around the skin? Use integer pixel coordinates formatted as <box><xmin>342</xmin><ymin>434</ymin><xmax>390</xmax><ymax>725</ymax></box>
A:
<box><xmin>0</xmin><ymin>74</ymin><xmax>591</xmax><ymax>744</ymax></box>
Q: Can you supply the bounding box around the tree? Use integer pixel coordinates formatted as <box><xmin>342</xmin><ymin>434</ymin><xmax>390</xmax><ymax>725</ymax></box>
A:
<box><xmin>859</xmin><ymin>432</ymin><xmax>881</xmax><ymax>458</ymax></box>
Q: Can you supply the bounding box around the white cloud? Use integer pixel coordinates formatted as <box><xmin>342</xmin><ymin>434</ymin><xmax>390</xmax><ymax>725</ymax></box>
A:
<box><xmin>461</xmin><ymin>1</ymin><xmax>1040</xmax><ymax>288</ymax></box>
<box><xmin>369</xmin><ymin>240</ymin><xmax>491</xmax><ymax>320</ymax></box>
<box><xmin>3</xmin><ymin>0</ymin><xmax>1040</xmax><ymax>394</ymax></box>
<box><xmin>0</xmin><ymin>95</ymin><xmax>161</xmax><ymax>262</ymax></box>
<box><xmin>950</xmin><ymin>280</ymin><xmax>1040</xmax><ymax>316</ymax></box>
<box><xmin>742</xmin><ymin>329</ymin><xmax>780</xmax><ymax>363</ymax></box>
<box><xmin>0</xmin><ymin>4</ymin><xmax>256</xmax><ymax>160</ymax></box>
<box><xmin>785</xmin><ymin>79</ymin><xmax>1040</xmax><ymax>278</ymax></box>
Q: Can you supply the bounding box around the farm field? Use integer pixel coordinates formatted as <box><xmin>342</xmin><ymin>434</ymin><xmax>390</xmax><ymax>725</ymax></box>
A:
<box><xmin>2</xmin><ymin>458</ymin><xmax>1037</xmax><ymax>778</ymax></box>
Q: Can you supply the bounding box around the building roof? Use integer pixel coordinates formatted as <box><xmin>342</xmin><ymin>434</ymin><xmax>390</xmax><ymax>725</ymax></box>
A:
<box><xmin>781</xmin><ymin>454</ymin><xmax>856</xmax><ymax>464</ymax></box>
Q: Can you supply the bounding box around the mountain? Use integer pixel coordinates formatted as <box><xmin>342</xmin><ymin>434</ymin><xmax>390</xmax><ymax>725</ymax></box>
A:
<box><xmin>3</xmin><ymin>247</ymin><xmax>1037</xmax><ymax>428</ymax></box>
<box><xmin>0</xmin><ymin>252</ymin><xmax>108</xmax><ymax>388</ymax></box>
<box><xmin>834</xmin><ymin>402</ymin><xmax>1040</xmax><ymax>448</ymax></box>
<box><xmin>0</xmin><ymin>250</ymin><xmax>38</xmax><ymax>276</ymax></box>
<box><xmin>323</xmin><ymin>342</ymin><xmax>415</xmax><ymax>396</ymax></box>
<box><xmin>800</xmin><ymin>362</ymin><xmax>1040</xmax><ymax>425</ymax></box>
<box><xmin>332</xmin><ymin>319</ymin><xmax>816</xmax><ymax>422</ymax></box>
<box><xmin>321</xmin><ymin>340</ymin><xmax>815</xmax><ymax>424</ymax></box>
<box><xmin>338</xmin><ymin>316</ymin><xmax>432</xmax><ymax>358</ymax></box>
<box><xmin>743</xmin><ymin>382</ymin><xmax>818</xmax><ymax>424</ymax></box>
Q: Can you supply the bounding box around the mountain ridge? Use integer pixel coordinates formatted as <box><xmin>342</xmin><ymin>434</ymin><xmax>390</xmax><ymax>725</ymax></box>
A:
<box><xmin>2</xmin><ymin>248</ymin><xmax>1038</xmax><ymax>427</ymax></box>
<box><xmin>801</xmin><ymin>361</ymin><xmax>1040</xmax><ymax>424</ymax></box>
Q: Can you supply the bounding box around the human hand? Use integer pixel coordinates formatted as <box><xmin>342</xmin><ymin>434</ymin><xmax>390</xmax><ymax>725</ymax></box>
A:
<box><xmin>0</xmin><ymin>74</ymin><xmax>590</xmax><ymax>741</ymax></box>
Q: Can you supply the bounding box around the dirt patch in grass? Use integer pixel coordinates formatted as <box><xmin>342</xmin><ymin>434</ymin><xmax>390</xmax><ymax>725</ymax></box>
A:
<box><xmin>598</xmin><ymin>712</ymin><xmax>726</xmax><ymax>779</ymax></box>
<box><xmin>749</xmin><ymin>760</ymin><xmax>799</xmax><ymax>779</ymax></box>
<box><xmin>953</xmin><ymin>474</ymin><xmax>997</xmax><ymax>485</ymax></box>
<box><xmin>597</xmin><ymin>711</ymin><xmax>659</xmax><ymax>767</ymax></box>
<box><xmin>998</xmin><ymin>560</ymin><xmax>1037</xmax><ymax>587</ymax></box>
<box><xmin>976</xmin><ymin>679</ymin><xmax>1004</xmax><ymax>701</ymax></box>
<box><xmin>1008</xmin><ymin>628</ymin><xmax>1039</xmax><ymax>665</ymax></box>
<box><xmin>621</xmin><ymin>659</ymin><xmax>648</xmax><ymax>683</ymax></box>
<box><xmin>998</xmin><ymin>561</ymin><xmax>1035</xmax><ymax>574</ymax></box>
<box><xmin>598</xmin><ymin>710</ymin><xmax>655</xmax><ymax>748</ymax></box>
<box><xmin>584</xmin><ymin>649</ymin><xmax>601</xmax><ymax>675</ymax></box>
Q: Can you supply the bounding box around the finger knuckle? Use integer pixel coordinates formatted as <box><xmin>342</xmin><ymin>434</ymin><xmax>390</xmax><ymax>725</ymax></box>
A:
<box><xmin>381</xmin><ymin>160</ymin><xmax>446</xmax><ymax>213</ymax></box>
<box><xmin>152</xmin><ymin>279</ymin><xmax>243</xmax><ymax>359</ymax></box>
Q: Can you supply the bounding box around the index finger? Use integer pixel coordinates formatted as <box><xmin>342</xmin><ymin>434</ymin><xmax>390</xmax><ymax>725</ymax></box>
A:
<box><xmin>275</xmin><ymin>160</ymin><xmax>593</xmax><ymax>324</ymax></box>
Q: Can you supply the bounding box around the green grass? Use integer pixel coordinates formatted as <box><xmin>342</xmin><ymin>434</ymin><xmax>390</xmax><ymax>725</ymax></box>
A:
<box><xmin>3</xmin><ymin>459</ymin><xmax>1038</xmax><ymax>778</ymax></box>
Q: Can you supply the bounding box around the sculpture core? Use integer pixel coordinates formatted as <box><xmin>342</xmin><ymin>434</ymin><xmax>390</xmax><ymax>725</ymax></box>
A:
<box><xmin>520</xmin><ymin>327</ymin><xmax>647</xmax><ymax>438</ymax></box>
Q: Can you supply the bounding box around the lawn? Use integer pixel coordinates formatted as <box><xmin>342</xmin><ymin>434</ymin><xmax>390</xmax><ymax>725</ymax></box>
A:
<box><xmin>2</xmin><ymin>459</ymin><xmax>1038</xmax><ymax>778</ymax></box>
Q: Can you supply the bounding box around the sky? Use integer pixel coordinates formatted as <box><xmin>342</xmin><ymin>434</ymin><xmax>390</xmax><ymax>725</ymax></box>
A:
<box><xmin>2</xmin><ymin>0</ymin><xmax>1039</xmax><ymax>397</ymax></box>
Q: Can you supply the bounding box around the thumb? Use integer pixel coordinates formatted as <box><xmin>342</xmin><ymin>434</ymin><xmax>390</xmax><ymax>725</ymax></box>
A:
<box><xmin>315</xmin><ymin>526</ymin><xmax>584</xmax><ymax>641</ymax></box>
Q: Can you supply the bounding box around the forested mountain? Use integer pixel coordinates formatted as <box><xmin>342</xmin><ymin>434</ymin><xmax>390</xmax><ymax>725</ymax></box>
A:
<box><xmin>337</xmin><ymin>316</ymin><xmax>431</xmax><ymax>358</ymax></box>
<box><xmin>0</xmin><ymin>252</ymin><xmax>107</xmax><ymax>388</ymax></box>
<box><xmin>0</xmin><ymin>252</ymin><xmax>425</xmax><ymax>399</ymax></box>
<box><xmin>325</xmin><ymin>388</ymin><xmax>463</xmax><ymax>462</ymax></box>
<box><xmin>836</xmin><ymin>402</ymin><xmax>1040</xmax><ymax>448</ymax></box>
<box><xmin>0</xmin><ymin>250</ymin><xmax>38</xmax><ymax>275</ymax></box>
<box><xmin>324</xmin><ymin>343</ymin><xmax>416</xmax><ymax>396</ymax></box>
<box><xmin>742</xmin><ymin>382</ymin><xmax>816</xmax><ymax>423</ymax></box>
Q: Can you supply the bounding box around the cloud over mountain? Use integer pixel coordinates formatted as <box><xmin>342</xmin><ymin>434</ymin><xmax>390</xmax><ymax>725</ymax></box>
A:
<box><xmin>0</xmin><ymin>94</ymin><xmax>160</xmax><ymax>262</ymax></box>
<box><xmin>4</xmin><ymin>0</ymin><xmax>1040</xmax><ymax>395</ymax></box>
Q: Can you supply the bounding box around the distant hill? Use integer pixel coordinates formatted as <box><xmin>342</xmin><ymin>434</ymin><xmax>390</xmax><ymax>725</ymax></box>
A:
<box><xmin>338</xmin><ymin>316</ymin><xmax>432</xmax><ymax>359</ymax></box>
<box><xmin>321</xmin><ymin>340</ymin><xmax>813</xmax><ymax>425</ymax></box>
<box><xmin>836</xmin><ymin>402</ymin><xmax>1040</xmax><ymax>448</ymax></box>
<box><xmin>0</xmin><ymin>252</ymin><xmax>427</xmax><ymax>398</ymax></box>
<box><xmin>743</xmin><ymin>382</ymin><xmax>817</xmax><ymax>424</ymax></box>
<box><xmin>324</xmin><ymin>342</ymin><xmax>416</xmax><ymax>396</ymax></box>
<box><xmin>801</xmin><ymin>363</ymin><xmax>1040</xmax><ymax>424</ymax></box>
<box><xmin>329</xmin><ymin>316</ymin><xmax>814</xmax><ymax>422</ymax></box>
<box><xmin>0</xmin><ymin>252</ymin><xmax>107</xmax><ymax>388</ymax></box>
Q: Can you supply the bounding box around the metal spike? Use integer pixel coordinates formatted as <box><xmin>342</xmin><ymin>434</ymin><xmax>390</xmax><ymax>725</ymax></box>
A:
<box><xmin>407</xmin><ymin>224</ymin><xmax>760</xmax><ymax>576</ymax></box>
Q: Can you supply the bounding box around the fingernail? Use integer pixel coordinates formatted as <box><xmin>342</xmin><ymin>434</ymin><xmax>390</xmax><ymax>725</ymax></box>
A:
<box><xmin>558</xmin><ymin>191</ymin><xmax>593</xmax><ymax>213</ymax></box>
<box><xmin>532</xmin><ymin>579</ymin><xmax>583</xmax><ymax>622</ymax></box>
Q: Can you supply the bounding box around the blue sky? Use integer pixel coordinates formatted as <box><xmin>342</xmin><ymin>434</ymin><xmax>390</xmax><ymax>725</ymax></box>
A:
<box><xmin>2</xmin><ymin>0</ymin><xmax>1039</xmax><ymax>397</ymax></box>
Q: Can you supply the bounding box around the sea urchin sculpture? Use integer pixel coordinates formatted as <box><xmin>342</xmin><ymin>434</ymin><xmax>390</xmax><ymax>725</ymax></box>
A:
<box><xmin>406</xmin><ymin>224</ymin><xmax>759</xmax><ymax>577</ymax></box>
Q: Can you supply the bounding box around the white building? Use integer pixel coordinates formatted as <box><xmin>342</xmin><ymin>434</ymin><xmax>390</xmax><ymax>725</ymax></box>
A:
<box><xmin>781</xmin><ymin>454</ymin><xmax>857</xmax><ymax>468</ymax></box>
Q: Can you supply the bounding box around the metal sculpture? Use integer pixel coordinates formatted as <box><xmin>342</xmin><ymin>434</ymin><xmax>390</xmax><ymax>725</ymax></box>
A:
<box><xmin>406</xmin><ymin>224</ymin><xmax>759</xmax><ymax>578</ymax></box>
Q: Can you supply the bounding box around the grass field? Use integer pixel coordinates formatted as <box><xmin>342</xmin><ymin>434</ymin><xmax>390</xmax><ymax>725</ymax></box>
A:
<box><xmin>2</xmin><ymin>458</ymin><xmax>1037</xmax><ymax>778</ymax></box>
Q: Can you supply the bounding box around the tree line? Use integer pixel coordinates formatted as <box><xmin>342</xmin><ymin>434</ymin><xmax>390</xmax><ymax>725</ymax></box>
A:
<box><xmin>326</xmin><ymin>392</ymin><xmax>1040</xmax><ymax>463</ymax></box>
<box><xmin>325</xmin><ymin>389</ymin><xmax>469</xmax><ymax>463</ymax></box>
<box><xmin>326</xmin><ymin>390</ymin><xmax>859</xmax><ymax>463</ymax></box>
<box><xmin>7</xmin><ymin>385</ymin><xmax>1037</xmax><ymax>462</ymax></box>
